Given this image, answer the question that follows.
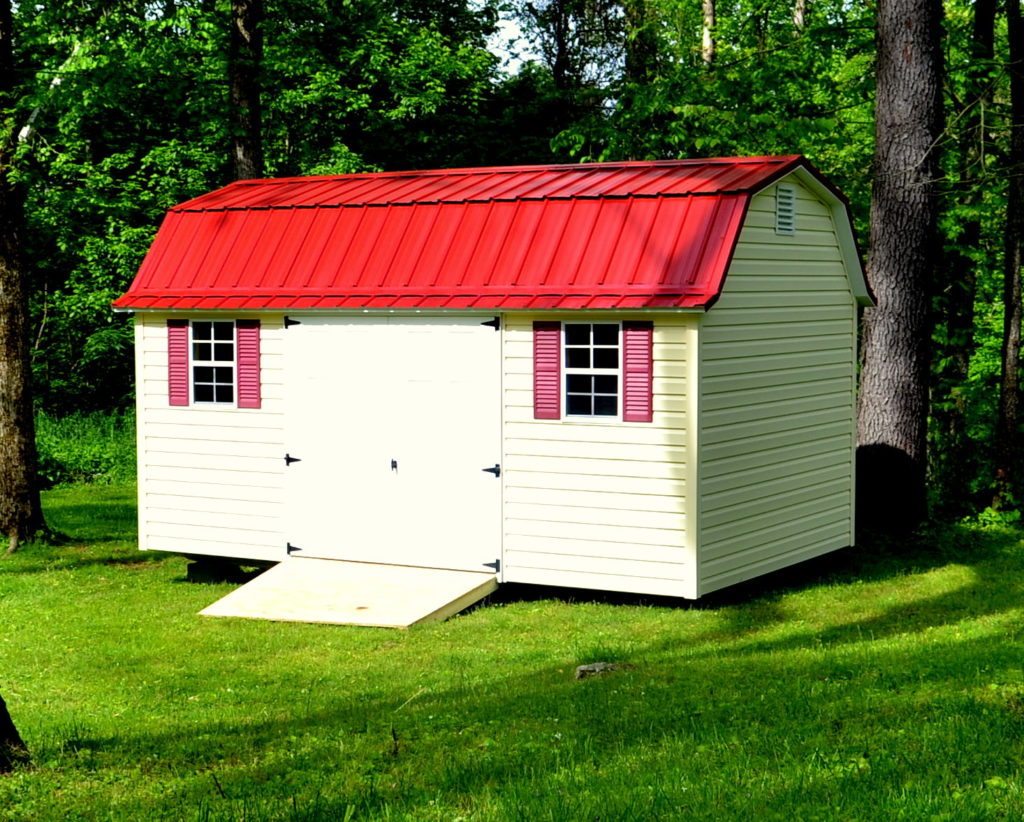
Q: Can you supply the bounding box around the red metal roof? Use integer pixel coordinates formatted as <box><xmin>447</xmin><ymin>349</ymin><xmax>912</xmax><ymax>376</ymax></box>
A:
<box><xmin>115</xmin><ymin>156</ymin><xmax>811</xmax><ymax>311</ymax></box>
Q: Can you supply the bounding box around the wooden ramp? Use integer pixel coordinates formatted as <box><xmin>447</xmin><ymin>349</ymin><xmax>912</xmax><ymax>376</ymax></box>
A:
<box><xmin>199</xmin><ymin>558</ymin><xmax>498</xmax><ymax>628</ymax></box>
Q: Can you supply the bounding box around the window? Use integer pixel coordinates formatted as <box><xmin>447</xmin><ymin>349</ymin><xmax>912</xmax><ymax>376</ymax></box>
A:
<box><xmin>167</xmin><ymin>319</ymin><xmax>261</xmax><ymax>409</ymax></box>
<box><xmin>191</xmin><ymin>321</ymin><xmax>236</xmax><ymax>403</ymax></box>
<box><xmin>564</xmin><ymin>323</ymin><xmax>620</xmax><ymax>417</ymax></box>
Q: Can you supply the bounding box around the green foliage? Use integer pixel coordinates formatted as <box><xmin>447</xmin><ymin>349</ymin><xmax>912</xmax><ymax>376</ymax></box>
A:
<box><xmin>34</xmin><ymin>411</ymin><xmax>136</xmax><ymax>489</ymax></box>
<box><xmin>4</xmin><ymin>491</ymin><xmax>1024</xmax><ymax>818</ymax></box>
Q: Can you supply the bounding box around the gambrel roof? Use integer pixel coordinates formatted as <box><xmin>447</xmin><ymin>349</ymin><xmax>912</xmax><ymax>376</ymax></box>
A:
<box><xmin>115</xmin><ymin>155</ymin><xmax>868</xmax><ymax>311</ymax></box>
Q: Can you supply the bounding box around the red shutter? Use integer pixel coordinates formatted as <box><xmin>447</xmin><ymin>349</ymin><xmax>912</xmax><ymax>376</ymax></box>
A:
<box><xmin>167</xmin><ymin>320</ymin><xmax>189</xmax><ymax>406</ymax></box>
<box><xmin>533</xmin><ymin>321</ymin><xmax>561</xmax><ymax>420</ymax></box>
<box><xmin>236</xmin><ymin>320</ymin><xmax>261</xmax><ymax>409</ymax></box>
<box><xmin>622</xmin><ymin>321</ymin><xmax>653</xmax><ymax>423</ymax></box>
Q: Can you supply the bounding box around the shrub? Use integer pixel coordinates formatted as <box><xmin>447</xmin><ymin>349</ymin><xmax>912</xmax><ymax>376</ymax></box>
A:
<box><xmin>35</xmin><ymin>410</ymin><xmax>136</xmax><ymax>488</ymax></box>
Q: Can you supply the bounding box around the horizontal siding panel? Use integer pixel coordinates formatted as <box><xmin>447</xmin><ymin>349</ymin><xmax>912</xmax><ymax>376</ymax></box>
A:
<box><xmin>142</xmin><ymin>408</ymin><xmax>285</xmax><ymax>427</ymax></box>
<box><xmin>710</xmin><ymin>292</ymin><xmax>854</xmax><ymax>310</ymax></box>
<box><xmin>145</xmin><ymin>534</ymin><xmax>281</xmax><ymax>562</ymax></box>
<box><xmin>702</xmin><ymin>348</ymin><xmax>851</xmax><ymax>378</ymax></box>
<box><xmin>734</xmin><ymin>225</ymin><xmax>840</xmax><ymax>247</ymax></box>
<box><xmin>701</xmin><ymin>334</ymin><xmax>851</xmax><ymax>361</ymax></box>
<box><xmin>703</xmin><ymin>466</ymin><xmax>850</xmax><ymax>515</ymax></box>
<box><xmin>700</xmin><ymin>305</ymin><xmax>853</xmax><ymax>326</ymax></box>
<box><xmin>701</xmin><ymin>408</ymin><xmax>851</xmax><ymax>446</ymax></box>
<box><xmin>505</xmin><ymin>389</ymin><xmax>687</xmax><ymax>415</ymax></box>
<box><xmin>146</xmin><ymin>436</ymin><xmax>282</xmax><ymax>458</ymax></box>
<box><xmin>701</xmin><ymin>479</ymin><xmax>849</xmax><ymax>529</ymax></box>
<box><xmin>701</xmin><ymin>391</ymin><xmax>850</xmax><ymax>429</ymax></box>
<box><xmin>702</xmin><ymin>435</ymin><xmax>850</xmax><ymax>481</ymax></box>
<box><xmin>701</xmin><ymin>450</ymin><xmax>846</xmax><ymax>498</ymax></box>
<box><xmin>503</xmin><ymin>549</ymin><xmax>687</xmax><ymax>580</ymax></box>
<box><xmin>144</xmin><ymin>451</ymin><xmax>282</xmax><ymax>473</ymax></box>
<box><xmin>505</xmin><ymin>421</ymin><xmax>687</xmax><ymax>446</ymax></box>
<box><xmin>701</xmin><ymin>421</ymin><xmax>851</xmax><ymax>462</ymax></box>
<box><xmin>143</xmin><ymin>425</ymin><xmax>286</xmax><ymax>445</ymax></box>
<box><xmin>506</xmin><ymin>485</ymin><xmax>685</xmax><ymax>513</ymax></box>
<box><xmin>505</xmin><ymin>469</ymin><xmax>685</xmax><ymax>497</ymax></box>
<box><xmin>506</xmin><ymin>455</ymin><xmax>687</xmax><ymax>480</ymax></box>
<box><xmin>702</xmin><ymin>379</ymin><xmax>850</xmax><ymax>412</ymax></box>
<box><xmin>701</xmin><ymin>508</ymin><xmax>850</xmax><ymax>563</ymax></box>
<box><xmin>742</xmin><ymin>211</ymin><xmax>834</xmax><ymax>232</ymax></box>
<box><xmin>504</xmin><ymin>533</ymin><xmax>685</xmax><ymax>563</ymax></box>
<box><xmin>701</xmin><ymin>490</ymin><xmax>850</xmax><ymax>548</ymax></box>
<box><xmin>506</xmin><ymin>518</ymin><xmax>684</xmax><ymax>546</ymax></box>
<box><xmin>503</xmin><ymin>565</ymin><xmax>686</xmax><ymax>597</ymax></box>
<box><xmin>145</xmin><ymin>506</ymin><xmax>281</xmax><ymax>530</ymax></box>
<box><xmin>145</xmin><ymin>478</ymin><xmax>283</xmax><ymax>503</ymax></box>
<box><xmin>505</xmin><ymin>438</ymin><xmax>686</xmax><ymax>464</ymax></box>
<box><xmin>699</xmin><ymin>524</ymin><xmax>850</xmax><ymax>594</ymax></box>
<box><xmin>703</xmin><ymin>363</ymin><xmax>850</xmax><ymax>395</ymax></box>
<box><xmin>144</xmin><ymin>495</ymin><xmax>284</xmax><ymax>518</ymax></box>
<box><xmin>505</xmin><ymin>501</ymin><xmax>685</xmax><ymax>530</ymax></box>
<box><xmin>145</xmin><ymin>519</ymin><xmax>282</xmax><ymax>545</ymax></box>
<box><xmin>144</xmin><ymin>465</ymin><xmax>284</xmax><ymax>489</ymax></box>
<box><xmin>731</xmin><ymin>243</ymin><xmax>840</xmax><ymax>262</ymax></box>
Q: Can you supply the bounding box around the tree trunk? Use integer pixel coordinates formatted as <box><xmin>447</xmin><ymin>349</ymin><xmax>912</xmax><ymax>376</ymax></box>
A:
<box><xmin>994</xmin><ymin>0</ymin><xmax>1024</xmax><ymax>506</ymax></box>
<box><xmin>0</xmin><ymin>690</ymin><xmax>27</xmax><ymax>773</ymax></box>
<box><xmin>623</xmin><ymin>0</ymin><xmax>657</xmax><ymax>83</ymax></box>
<box><xmin>856</xmin><ymin>0</ymin><xmax>944</xmax><ymax>534</ymax></box>
<box><xmin>229</xmin><ymin>0</ymin><xmax>263</xmax><ymax>180</ymax></box>
<box><xmin>701</xmin><ymin>0</ymin><xmax>716</xmax><ymax>65</ymax></box>
<box><xmin>793</xmin><ymin>0</ymin><xmax>807</xmax><ymax>31</ymax></box>
<box><xmin>932</xmin><ymin>0</ymin><xmax>995</xmax><ymax>515</ymax></box>
<box><xmin>0</xmin><ymin>0</ymin><xmax>45</xmax><ymax>555</ymax></box>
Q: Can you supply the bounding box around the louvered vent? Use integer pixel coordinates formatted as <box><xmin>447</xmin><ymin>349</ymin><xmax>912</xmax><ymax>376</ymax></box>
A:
<box><xmin>776</xmin><ymin>184</ymin><xmax>796</xmax><ymax>235</ymax></box>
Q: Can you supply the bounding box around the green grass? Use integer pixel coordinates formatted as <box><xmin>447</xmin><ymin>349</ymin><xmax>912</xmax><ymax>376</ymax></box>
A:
<box><xmin>3</xmin><ymin>486</ymin><xmax>1024</xmax><ymax>820</ymax></box>
<box><xmin>34</xmin><ymin>410</ymin><xmax>136</xmax><ymax>488</ymax></box>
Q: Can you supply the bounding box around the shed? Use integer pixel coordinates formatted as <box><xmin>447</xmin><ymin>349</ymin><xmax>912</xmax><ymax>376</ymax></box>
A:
<box><xmin>115</xmin><ymin>155</ymin><xmax>871</xmax><ymax>625</ymax></box>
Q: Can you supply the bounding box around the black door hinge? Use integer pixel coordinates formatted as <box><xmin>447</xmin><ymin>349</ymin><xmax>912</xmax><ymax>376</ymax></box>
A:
<box><xmin>483</xmin><ymin>559</ymin><xmax>500</xmax><ymax>572</ymax></box>
<box><xmin>287</xmin><ymin>543</ymin><xmax>302</xmax><ymax>555</ymax></box>
<box><xmin>285</xmin><ymin>453</ymin><xmax>301</xmax><ymax>466</ymax></box>
<box><xmin>284</xmin><ymin>316</ymin><xmax>302</xmax><ymax>328</ymax></box>
<box><xmin>481</xmin><ymin>316</ymin><xmax>500</xmax><ymax>331</ymax></box>
<box><xmin>482</xmin><ymin>464</ymin><xmax>500</xmax><ymax>478</ymax></box>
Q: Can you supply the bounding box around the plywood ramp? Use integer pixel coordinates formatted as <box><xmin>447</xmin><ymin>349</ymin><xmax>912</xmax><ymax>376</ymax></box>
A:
<box><xmin>199</xmin><ymin>558</ymin><xmax>498</xmax><ymax>628</ymax></box>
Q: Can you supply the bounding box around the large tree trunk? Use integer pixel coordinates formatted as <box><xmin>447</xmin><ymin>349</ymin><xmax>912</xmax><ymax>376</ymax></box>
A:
<box><xmin>856</xmin><ymin>0</ymin><xmax>944</xmax><ymax>534</ymax></box>
<box><xmin>932</xmin><ymin>0</ymin><xmax>996</xmax><ymax>516</ymax></box>
<box><xmin>701</xmin><ymin>0</ymin><xmax>715</xmax><ymax>65</ymax></box>
<box><xmin>0</xmin><ymin>690</ymin><xmax>27</xmax><ymax>773</ymax></box>
<box><xmin>994</xmin><ymin>0</ymin><xmax>1024</xmax><ymax>506</ymax></box>
<box><xmin>0</xmin><ymin>0</ymin><xmax>45</xmax><ymax>554</ymax></box>
<box><xmin>229</xmin><ymin>0</ymin><xmax>263</xmax><ymax>180</ymax></box>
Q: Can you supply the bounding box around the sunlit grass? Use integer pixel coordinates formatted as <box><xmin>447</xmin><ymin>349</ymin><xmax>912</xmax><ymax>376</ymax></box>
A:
<box><xmin>1</xmin><ymin>485</ymin><xmax>1023</xmax><ymax>819</ymax></box>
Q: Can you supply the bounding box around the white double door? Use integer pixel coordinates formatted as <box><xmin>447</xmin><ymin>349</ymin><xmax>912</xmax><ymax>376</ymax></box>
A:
<box><xmin>284</xmin><ymin>316</ymin><xmax>501</xmax><ymax>572</ymax></box>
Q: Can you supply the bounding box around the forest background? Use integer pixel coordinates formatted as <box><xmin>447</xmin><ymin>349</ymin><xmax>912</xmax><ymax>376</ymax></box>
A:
<box><xmin>6</xmin><ymin>0</ymin><xmax>1019</xmax><ymax>520</ymax></box>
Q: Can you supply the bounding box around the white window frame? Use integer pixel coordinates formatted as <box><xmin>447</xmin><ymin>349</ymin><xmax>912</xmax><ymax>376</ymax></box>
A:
<box><xmin>563</xmin><ymin>321</ymin><xmax>622</xmax><ymax>420</ymax></box>
<box><xmin>190</xmin><ymin>320</ymin><xmax>237</xmax><ymax>404</ymax></box>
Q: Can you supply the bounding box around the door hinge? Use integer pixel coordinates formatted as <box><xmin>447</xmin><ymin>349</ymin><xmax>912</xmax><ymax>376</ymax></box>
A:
<box><xmin>483</xmin><ymin>559</ymin><xmax>500</xmax><ymax>573</ymax></box>
<box><xmin>482</xmin><ymin>464</ymin><xmax>500</xmax><ymax>478</ymax></box>
<box><xmin>481</xmin><ymin>316</ymin><xmax>500</xmax><ymax>331</ymax></box>
<box><xmin>287</xmin><ymin>543</ymin><xmax>302</xmax><ymax>555</ymax></box>
<box><xmin>284</xmin><ymin>316</ymin><xmax>302</xmax><ymax>328</ymax></box>
<box><xmin>285</xmin><ymin>453</ymin><xmax>301</xmax><ymax>466</ymax></box>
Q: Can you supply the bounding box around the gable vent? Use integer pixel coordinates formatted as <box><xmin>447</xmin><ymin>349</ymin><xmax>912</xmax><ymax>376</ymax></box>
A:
<box><xmin>775</xmin><ymin>184</ymin><xmax>796</xmax><ymax>235</ymax></box>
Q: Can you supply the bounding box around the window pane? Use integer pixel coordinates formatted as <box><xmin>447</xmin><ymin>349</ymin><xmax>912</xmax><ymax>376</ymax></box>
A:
<box><xmin>565</xmin><ymin>324</ymin><xmax>590</xmax><ymax>345</ymax></box>
<box><xmin>215</xmin><ymin>385</ymin><xmax>234</xmax><ymax>403</ymax></box>
<box><xmin>192</xmin><ymin>321</ymin><xmax>212</xmax><ymax>340</ymax></box>
<box><xmin>193</xmin><ymin>384</ymin><xmax>214</xmax><ymax>402</ymax></box>
<box><xmin>593</xmin><ymin>324</ymin><xmax>618</xmax><ymax>345</ymax></box>
<box><xmin>214</xmin><ymin>367</ymin><xmax>234</xmax><ymax>384</ymax></box>
<box><xmin>594</xmin><ymin>395</ymin><xmax>617</xmax><ymax>416</ymax></box>
<box><xmin>593</xmin><ymin>348</ymin><xmax>618</xmax><ymax>369</ymax></box>
<box><xmin>594</xmin><ymin>375</ymin><xmax>618</xmax><ymax>394</ymax></box>
<box><xmin>193</xmin><ymin>343</ymin><xmax>212</xmax><ymax>361</ymax></box>
<box><xmin>567</xmin><ymin>395</ymin><xmax>592</xmax><ymax>415</ymax></box>
<box><xmin>193</xmin><ymin>366</ymin><xmax>213</xmax><ymax>383</ymax></box>
<box><xmin>213</xmin><ymin>322</ymin><xmax>235</xmax><ymax>341</ymax></box>
<box><xmin>565</xmin><ymin>348</ymin><xmax>590</xmax><ymax>368</ymax></box>
<box><xmin>567</xmin><ymin>374</ymin><xmax>592</xmax><ymax>393</ymax></box>
<box><xmin>214</xmin><ymin>343</ymin><xmax>234</xmax><ymax>362</ymax></box>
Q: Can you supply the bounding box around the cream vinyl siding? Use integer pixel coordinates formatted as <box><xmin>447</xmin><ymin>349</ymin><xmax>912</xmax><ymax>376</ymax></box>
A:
<box><xmin>135</xmin><ymin>313</ymin><xmax>286</xmax><ymax>561</ymax></box>
<box><xmin>697</xmin><ymin>180</ymin><xmax>857</xmax><ymax>594</ymax></box>
<box><xmin>502</xmin><ymin>314</ymin><xmax>698</xmax><ymax>597</ymax></box>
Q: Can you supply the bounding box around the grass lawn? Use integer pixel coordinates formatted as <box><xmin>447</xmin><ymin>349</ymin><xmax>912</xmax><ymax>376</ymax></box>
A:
<box><xmin>2</xmin><ymin>485</ymin><xmax>1024</xmax><ymax>820</ymax></box>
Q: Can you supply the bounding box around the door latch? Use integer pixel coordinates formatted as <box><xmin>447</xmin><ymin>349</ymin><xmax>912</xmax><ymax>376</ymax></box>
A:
<box><xmin>482</xmin><ymin>464</ymin><xmax>500</xmax><ymax>478</ymax></box>
<box><xmin>391</xmin><ymin>459</ymin><xmax>398</xmax><ymax>471</ymax></box>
